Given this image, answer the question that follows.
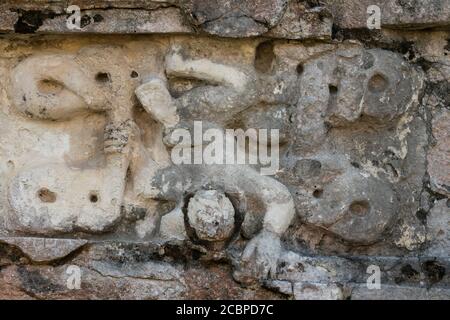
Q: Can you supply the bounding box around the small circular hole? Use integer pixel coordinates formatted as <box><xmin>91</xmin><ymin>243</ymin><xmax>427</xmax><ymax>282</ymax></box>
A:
<box><xmin>89</xmin><ymin>192</ymin><xmax>99</xmax><ymax>203</ymax></box>
<box><xmin>37</xmin><ymin>188</ymin><xmax>57</xmax><ymax>203</ymax></box>
<box><xmin>296</xmin><ymin>63</ymin><xmax>304</xmax><ymax>75</ymax></box>
<box><xmin>368</xmin><ymin>73</ymin><xmax>388</xmax><ymax>93</ymax></box>
<box><xmin>130</xmin><ymin>71</ymin><xmax>139</xmax><ymax>78</ymax></box>
<box><xmin>313</xmin><ymin>189</ymin><xmax>323</xmax><ymax>198</ymax></box>
<box><xmin>95</xmin><ymin>72</ymin><xmax>111</xmax><ymax>83</ymax></box>
<box><xmin>329</xmin><ymin>84</ymin><xmax>338</xmax><ymax>95</ymax></box>
<box><xmin>349</xmin><ymin>200</ymin><xmax>370</xmax><ymax>216</ymax></box>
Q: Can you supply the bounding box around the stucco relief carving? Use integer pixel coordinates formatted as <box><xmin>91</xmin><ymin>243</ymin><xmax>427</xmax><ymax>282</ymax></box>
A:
<box><xmin>0</xmin><ymin>38</ymin><xmax>426</xmax><ymax>288</ymax></box>
<box><xmin>8</xmin><ymin>46</ymin><xmax>137</xmax><ymax>233</ymax></box>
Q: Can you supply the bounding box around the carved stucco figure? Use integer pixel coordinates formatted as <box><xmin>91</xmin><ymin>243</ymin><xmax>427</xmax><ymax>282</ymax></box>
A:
<box><xmin>281</xmin><ymin>44</ymin><xmax>424</xmax><ymax>244</ymax></box>
<box><xmin>7</xmin><ymin>46</ymin><xmax>138</xmax><ymax>233</ymax></box>
<box><xmin>4</xmin><ymin>43</ymin><xmax>297</xmax><ymax>282</ymax></box>
<box><xmin>0</xmin><ymin>39</ymin><xmax>428</xmax><ymax>289</ymax></box>
<box><xmin>134</xmin><ymin>47</ymin><xmax>296</xmax><ymax>282</ymax></box>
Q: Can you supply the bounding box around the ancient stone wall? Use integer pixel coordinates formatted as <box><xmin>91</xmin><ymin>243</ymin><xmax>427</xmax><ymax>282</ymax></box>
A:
<box><xmin>0</xmin><ymin>0</ymin><xmax>449</xmax><ymax>299</ymax></box>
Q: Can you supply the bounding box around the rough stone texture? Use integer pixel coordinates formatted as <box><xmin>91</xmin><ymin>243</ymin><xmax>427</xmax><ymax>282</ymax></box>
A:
<box><xmin>0</xmin><ymin>10</ymin><xmax>17</xmax><ymax>33</ymax></box>
<box><xmin>426</xmin><ymin>200</ymin><xmax>450</xmax><ymax>256</ymax></box>
<box><xmin>0</xmin><ymin>0</ymin><xmax>332</xmax><ymax>39</ymax></box>
<box><xmin>428</xmin><ymin>110</ymin><xmax>450</xmax><ymax>196</ymax></box>
<box><xmin>0</xmin><ymin>0</ymin><xmax>449</xmax><ymax>300</ymax></box>
<box><xmin>293</xmin><ymin>282</ymin><xmax>344</xmax><ymax>300</ymax></box>
<box><xmin>187</xmin><ymin>190</ymin><xmax>235</xmax><ymax>241</ymax></box>
<box><xmin>351</xmin><ymin>285</ymin><xmax>450</xmax><ymax>300</ymax></box>
<box><xmin>0</xmin><ymin>237</ymin><xmax>87</xmax><ymax>262</ymax></box>
<box><xmin>324</xmin><ymin>0</ymin><xmax>450</xmax><ymax>30</ymax></box>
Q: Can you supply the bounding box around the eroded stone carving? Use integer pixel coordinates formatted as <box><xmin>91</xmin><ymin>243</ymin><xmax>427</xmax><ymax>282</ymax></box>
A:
<box><xmin>187</xmin><ymin>190</ymin><xmax>235</xmax><ymax>242</ymax></box>
<box><xmin>0</xmin><ymin>30</ymin><xmax>445</xmax><ymax>299</ymax></box>
<box><xmin>7</xmin><ymin>46</ymin><xmax>137</xmax><ymax>234</ymax></box>
<box><xmin>281</xmin><ymin>44</ymin><xmax>424</xmax><ymax>244</ymax></box>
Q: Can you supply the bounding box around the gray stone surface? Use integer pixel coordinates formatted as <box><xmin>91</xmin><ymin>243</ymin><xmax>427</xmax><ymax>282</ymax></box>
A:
<box><xmin>0</xmin><ymin>237</ymin><xmax>87</xmax><ymax>262</ymax></box>
<box><xmin>0</xmin><ymin>0</ymin><xmax>449</xmax><ymax>301</ymax></box>
<box><xmin>351</xmin><ymin>284</ymin><xmax>450</xmax><ymax>300</ymax></box>
<box><xmin>0</xmin><ymin>0</ymin><xmax>332</xmax><ymax>39</ymax></box>
<box><xmin>324</xmin><ymin>0</ymin><xmax>450</xmax><ymax>30</ymax></box>
<box><xmin>426</xmin><ymin>199</ymin><xmax>450</xmax><ymax>256</ymax></box>
<box><xmin>294</xmin><ymin>282</ymin><xmax>344</xmax><ymax>300</ymax></box>
<box><xmin>428</xmin><ymin>110</ymin><xmax>450</xmax><ymax>196</ymax></box>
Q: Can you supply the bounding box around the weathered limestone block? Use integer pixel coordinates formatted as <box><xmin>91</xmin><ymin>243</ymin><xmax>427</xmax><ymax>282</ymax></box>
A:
<box><xmin>0</xmin><ymin>0</ymin><xmax>332</xmax><ymax>39</ymax></box>
<box><xmin>0</xmin><ymin>237</ymin><xmax>87</xmax><ymax>262</ymax></box>
<box><xmin>351</xmin><ymin>285</ymin><xmax>450</xmax><ymax>300</ymax></box>
<box><xmin>3</xmin><ymin>1</ymin><xmax>450</xmax><ymax>36</ymax></box>
<box><xmin>182</xmin><ymin>0</ymin><xmax>288</xmax><ymax>37</ymax></box>
<box><xmin>324</xmin><ymin>0</ymin><xmax>450</xmax><ymax>30</ymax></box>
<box><xmin>41</xmin><ymin>7</ymin><xmax>194</xmax><ymax>34</ymax></box>
<box><xmin>0</xmin><ymin>262</ymin><xmax>187</xmax><ymax>300</ymax></box>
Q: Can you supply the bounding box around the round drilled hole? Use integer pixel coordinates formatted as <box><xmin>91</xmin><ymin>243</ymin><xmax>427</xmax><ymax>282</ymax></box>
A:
<box><xmin>328</xmin><ymin>84</ymin><xmax>338</xmax><ymax>95</ymax></box>
<box><xmin>130</xmin><ymin>70</ymin><xmax>139</xmax><ymax>78</ymax></box>
<box><xmin>349</xmin><ymin>200</ymin><xmax>370</xmax><ymax>216</ymax></box>
<box><xmin>368</xmin><ymin>73</ymin><xmax>388</xmax><ymax>93</ymax></box>
<box><xmin>95</xmin><ymin>72</ymin><xmax>111</xmax><ymax>83</ymax></box>
<box><xmin>313</xmin><ymin>189</ymin><xmax>323</xmax><ymax>198</ymax></box>
<box><xmin>37</xmin><ymin>188</ymin><xmax>56</xmax><ymax>203</ymax></box>
<box><xmin>89</xmin><ymin>192</ymin><xmax>99</xmax><ymax>203</ymax></box>
<box><xmin>296</xmin><ymin>63</ymin><xmax>304</xmax><ymax>75</ymax></box>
